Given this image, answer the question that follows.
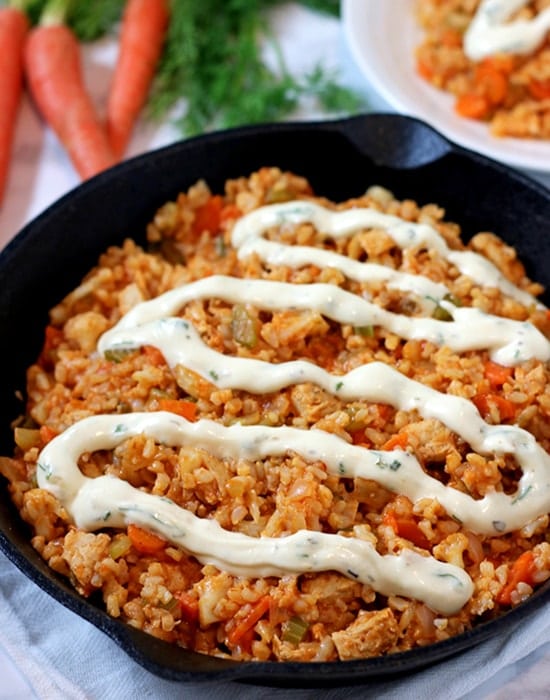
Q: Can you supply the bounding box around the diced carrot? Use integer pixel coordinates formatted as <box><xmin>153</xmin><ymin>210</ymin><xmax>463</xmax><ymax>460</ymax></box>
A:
<box><xmin>127</xmin><ymin>523</ymin><xmax>167</xmax><ymax>554</ymax></box>
<box><xmin>39</xmin><ymin>425</ymin><xmax>58</xmax><ymax>445</ymax></box>
<box><xmin>486</xmin><ymin>71</ymin><xmax>508</xmax><ymax>105</ymax></box>
<box><xmin>304</xmin><ymin>335</ymin><xmax>340</xmax><ymax>371</ymax></box>
<box><xmin>381</xmin><ymin>432</ymin><xmax>408</xmax><ymax>451</ymax></box>
<box><xmin>484</xmin><ymin>361</ymin><xmax>513</xmax><ymax>388</ymax></box>
<box><xmin>38</xmin><ymin>324</ymin><xmax>64</xmax><ymax>369</ymax></box>
<box><xmin>481</xmin><ymin>54</ymin><xmax>516</xmax><ymax>75</ymax></box>
<box><xmin>142</xmin><ymin>344</ymin><xmax>166</xmax><ymax>366</ymax></box>
<box><xmin>238</xmin><ymin>627</ymin><xmax>256</xmax><ymax>652</ymax></box>
<box><xmin>350</xmin><ymin>428</ymin><xmax>372</xmax><ymax>448</ymax></box>
<box><xmin>472</xmin><ymin>393</ymin><xmax>516</xmax><ymax>422</ymax></box>
<box><xmin>192</xmin><ymin>195</ymin><xmax>224</xmax><ymax>237</ymax></box>
<box><xmin>497</xmin><ymin>551</ymin><xmax>536</xmax><ymax>605</ymax></box>
<box><xmin>156</xmin><ymin>398</ymin><xmax>197</xmax><ymax>422</ymax></box>
<box><xmin>395</xmin><ymin>519</ymin><xmax>430</xmax><ymax>549</ymax></box>
<box><xmin>383</xmin><ymin>512</ymin><xmax>430</xmax><ymax>549</ymax></box>
<box><xmin>226</xmin><ymin>595</ymin><xmax>271</xmax><ymax>647</ymax></box>
<box><xmin>440</xmin><ymin>28</ymin><xmax>462</xmax><ymax>48</ymax></box>
<box><xmin>455</xmin><ymin>93</ymin><xmax>491</xmax><ymax>120</ymax></box>
<box><xmin>528</xmin><ymin>79</ymin><xmax>550</xmax><ymax>101</ymax></box>
<box><xmin>474</xmin><ymin>63</ymin><xmax>508</xmax><ymax>105</ymax></box>
<box><xmin>416</xmin><ymin>57</ymin><xmax>434</xmax><ymax>81</ymax></box>
<box><xmin>455</xmin><ymin>58</ymin><xmax>511</xmax><ymax>123</ymax></box>
<box><xmin>220</xmin><ymin>203</ymin><xmax>242</xmax><ymax>223</ymax></box>
<box><xmin>176</xmin><ymin>591</ymin><xmax>199</xmax><ymax>624</ymax></box>
<box><xmin>375</xmin><ymin>403</ymin><xmax>393</xmax><ymax>424</ymax></box>
<box><xmin>43</xmin><ymin>324</ymin><xmax>64</xmax><ymax>346</ymax></box>
<box><xmin>383</xmin><ymin>510</ymin><xmax>398</xmax><ymax>531</ymax></box>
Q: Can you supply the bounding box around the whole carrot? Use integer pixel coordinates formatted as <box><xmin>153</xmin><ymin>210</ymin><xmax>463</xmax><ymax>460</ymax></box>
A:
<box><xmin>0</xmin><ymin>2</ymin><xmax>29</xmax><ymax>205</ymax></box>
<box><xmin>24</xmin><ymin>0</ymin><xmax>115</xmax><ymax>180</ymax></box>
<box><xmin>106</xmin><ymin>0</ymin><xmax>170</xmax><ymax>159</ymax></box>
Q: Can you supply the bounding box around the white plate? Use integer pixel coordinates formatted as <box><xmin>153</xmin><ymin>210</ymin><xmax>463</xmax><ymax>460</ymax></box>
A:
<box><xmin>342</xmin><ymin>0</ymin><xmax>550</xmax><ymax>173</ymax></box>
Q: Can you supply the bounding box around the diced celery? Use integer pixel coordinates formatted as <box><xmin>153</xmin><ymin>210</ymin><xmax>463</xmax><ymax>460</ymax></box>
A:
<box><xmin>104</xmin><ymin>348</ymin><xmax>135</xmax><ymax>363</ymax></box>
<box><xmin>281</xmin><ymin>615</ymin><xmax>309</xmax><ymax>644</ymax></box>
<box><xmin>354</xmin><ymin>325</ymin><xmax>375</xmax><ymax>337</ymax></box>
<box><xmin>109</xmin><ymin>534</ymin><xmax>132</xmax><ymax>560</ymax></box>
<box><xmin>231</xmin><ymin>304</ymin><xmax>258</xmax><ymax>348</ymax></box>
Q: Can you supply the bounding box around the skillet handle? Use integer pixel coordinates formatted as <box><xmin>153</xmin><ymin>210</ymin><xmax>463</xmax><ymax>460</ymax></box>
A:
<box><xmin>336</xmin><ymin>113</ymin><xmax>453</xmax><ymax>169</ymax></box>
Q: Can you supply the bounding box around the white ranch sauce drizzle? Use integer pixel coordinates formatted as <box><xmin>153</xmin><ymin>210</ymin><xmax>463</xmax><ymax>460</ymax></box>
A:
<box><xmin>230</xmin><ymin>201</ymin><xmax>542</xmax><ymax>310</ymax></box>
<box><xmin>37</xmin><ymin>198</ymin><xmax>550</xmax><ymax>614</ymax></box>
<box><xmin>98</xmin><ymin>275</ymin><xmax>550</xmax><ymax>366</ymax></box>
<box><xmin>37</xmin><ymin>412</ymin><xmax>474</xmax><ymax>615</ymax></box>
<box><xmin>464</xmin><ymin>0</ymin><xmax>550</xmax><ymax>61</ymax></box>
<box><xmin>98</xmin><ymin>321</ymin><xmax>550</xmax><ymax>534</ymax></box>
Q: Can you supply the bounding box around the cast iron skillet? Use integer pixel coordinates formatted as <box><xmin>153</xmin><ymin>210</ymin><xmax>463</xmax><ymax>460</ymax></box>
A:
<box><xmin>1</xmin><ymin>113</ymin><xmax>550</xmax><ymax>685</ymax></box>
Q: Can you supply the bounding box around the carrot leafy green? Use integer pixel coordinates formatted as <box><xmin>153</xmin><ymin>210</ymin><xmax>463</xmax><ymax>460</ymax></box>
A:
<box><xmin>21</xmin><ymin>0</ymin><xmax>364</xmax><ymax>136</ymax></box>
<box><xmin>67</xmin><ymin>0</ymin><xmax>125</xmax><ymax>41</ymax></box>
<box><xmin>148</xmin><ymin>0</ymin><xmax>363</xmax><ymax>135</ymax></box>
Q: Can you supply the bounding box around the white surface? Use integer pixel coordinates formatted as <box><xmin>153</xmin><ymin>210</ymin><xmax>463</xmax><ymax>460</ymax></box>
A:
<box><xmin>1</xmin><ymin>4</ymin><xmax>550</xmax><ymax>699</ymax></box>
<box><xmin>342</xmin><ymin>0</ymin><xmax>550</xmax><ymax>174</ymax></box>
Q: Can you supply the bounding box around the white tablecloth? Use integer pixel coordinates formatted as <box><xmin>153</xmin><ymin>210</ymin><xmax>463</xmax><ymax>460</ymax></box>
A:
<box><xmin>2</xmin><ymin>5</ymin><xmax>550</xmax><ymax>699</ymax></box>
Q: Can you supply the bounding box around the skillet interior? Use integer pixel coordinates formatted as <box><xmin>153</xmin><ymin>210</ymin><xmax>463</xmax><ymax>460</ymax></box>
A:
<box><xmin>1</xmin><ymin>113</ymin><xmax>550</xmax><ymax>684</ymax></box>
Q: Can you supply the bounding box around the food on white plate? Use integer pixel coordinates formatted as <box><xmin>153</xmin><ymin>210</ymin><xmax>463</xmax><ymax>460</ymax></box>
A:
<box><xmin>415</xmin><ymin>0</ymin><xmax>550</xmax><ymax>138</ymax></box>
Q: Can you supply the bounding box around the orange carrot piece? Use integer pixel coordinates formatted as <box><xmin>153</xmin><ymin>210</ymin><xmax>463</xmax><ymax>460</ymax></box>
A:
<box><xmin>375</xmin><ymin>403</ymin><xmax>393</xmax><ymax>424</ymax></box>
<box><xmin>127</xmin><ymin>523</ymin><xmax>167</xmax><ymax>554</ymax></box>
<box><xmin>383</xmin><ymin>512</ymin><xmax>430</xmax><ymax>549</ymax></box>
<box><xmin>39</xmin><ymin>425</ymin><xmax>58</xmax><ymax>445</ymax></box>
<box><xmin>472</xmin><ymin>393</ymin><xmax>516</xmax><ymax>422</ymax></box>
<box><xmin>440</xmin><ymin>28</ymin><xmax>462</xmax><ymax>48</ymax></box>
<box><xmin>486</xmin><ymin>71</ymin><xmax>508</xmax><ymax>105</ymax></box>
<box><xmin>484</xmin><ymin>361</ymin><xmax>513</xmax><ymax>388</ymax></box>
<box><xmin>455</xmin><ymin>93</ymin><xmax>491</xmax><ymax>120</ymax></box>
<box><xmin>176</xmin><ymin>591</ymin><xmax>199</xmax><ymax>624</ymax></box>
<box><xmin>0</xmin><ymin>6</ymin><xmax>28</xmax><ymax>205</ymax></box>
<box><xmin>382</xmin><ymin>432</ymin><xmax>408</xmax><ymax>451</ymax></box>
<box><xmin>156</xmin><ymin>398</ymin><xmax>197</xmax><ymax>422</ymax></box>
<box><xmin>106</xmin><ymin>0</ymin><xmax>170</xmax><ymax>158</ymax></box>
<box><xmin>474</xmin><ymin>64</ymin><xmax>508</xmax><ymax>105</ymax></box>
<box><xmin>497</xmin><ymin>551</ymin><xmax>536</xmax><ymax>605</ymax></box>
<box><xmin>396</xmin><ymin>519</ymin><xmax>430</xmax><ymax>549</ymax></box>
<box><xmin>220</xmin><ymin>203</ymin><xmax>242</xmax><ymax>224</ymax></box>
<box><xmin>38</xmin><ymin>324</ymin><xmax>64</xmax><ymax>369</ymax></box>
<box><xmin>482</xmin><ymin>54</ymin><xmax>516</xmax><ymax>75</ymax></box>
<box><xmin>350</xmin><ymin>428</ymin><xmax>372</xmax><ymax>448</ymax></box>
<box><xmin>192</xmin><ymin>195</ymin><xmax>224</xmax><ymax>237</ymax></box>
<box><xmin>227</xmin><ymin>595</ymin><xmax>271</xmax><ymax>647</ymax></box>
<box><xmin>24</xmin><ymin>3</ymin><xmax>115</xmax><ymax>179</ymax></box>
<box><xmin>528</xmin><ymin>79</ymin><xmax>550</xmax><ymax>101</ymax></box>
<box><xmin>142</xmin><ymin>344</ymin><xmax>166</xmax><ymax>366</ymax></box>
<box><xmin>416</xmin><ymin>56</ymin><xmax>434</xmax><ymax>81</ymax></box>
